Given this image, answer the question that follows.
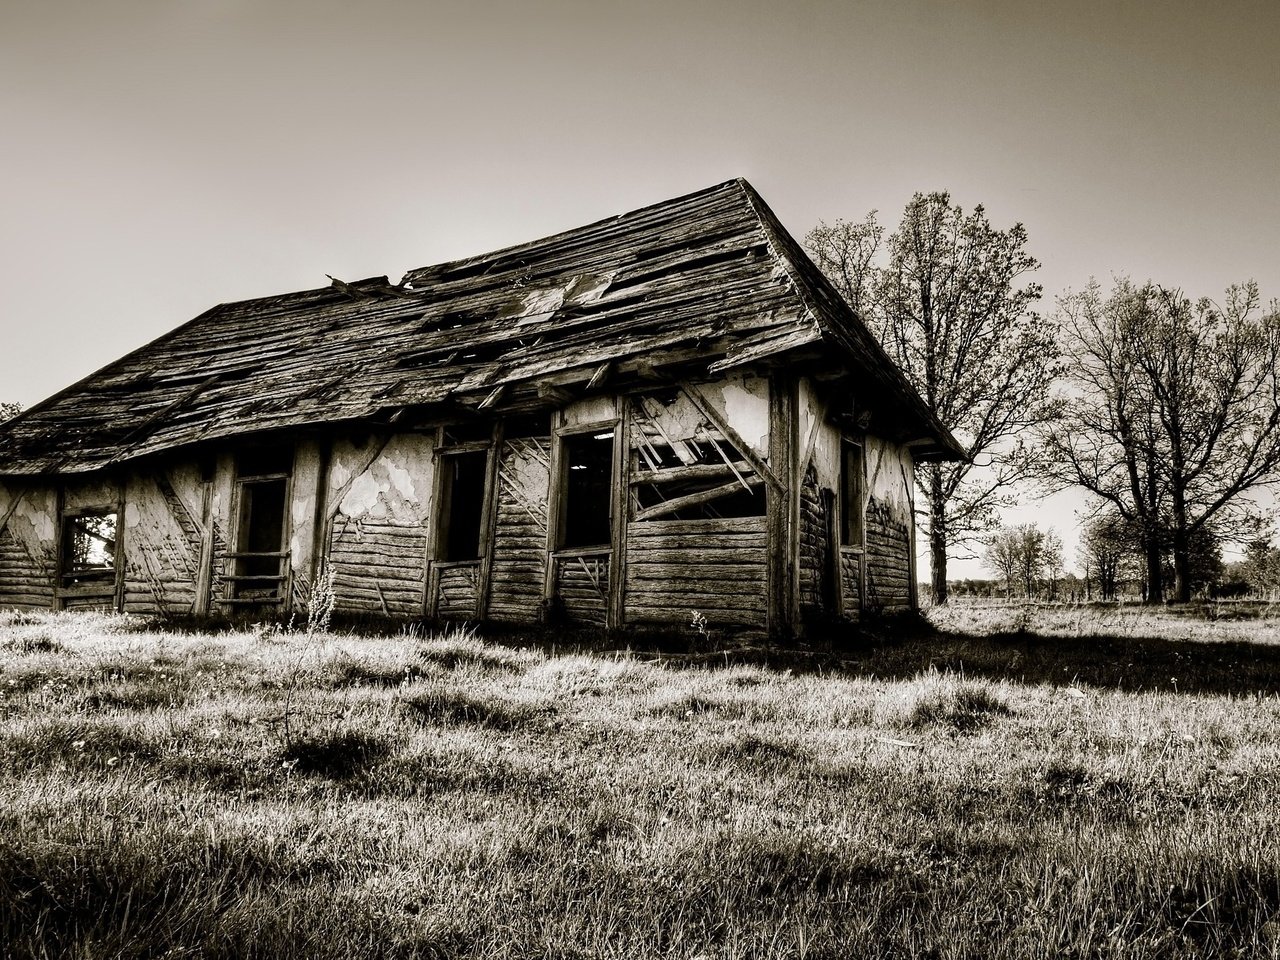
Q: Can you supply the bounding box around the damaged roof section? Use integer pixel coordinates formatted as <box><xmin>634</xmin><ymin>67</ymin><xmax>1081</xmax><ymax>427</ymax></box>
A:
<box><xmin>0</xmin><ymin>179</ymin><xmax>963</xmax><ymax>475</ymax></box>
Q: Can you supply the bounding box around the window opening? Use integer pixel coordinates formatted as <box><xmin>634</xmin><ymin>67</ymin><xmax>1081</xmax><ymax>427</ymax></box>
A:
<box><xmin>438</xmin><ymin>450</ymin><xmax>489</xmax><ymax>562</ymax></box>
<box><xmin>61</xmin><ymin>510</ymin><xmax>117</xmax><ymax>586</ymax></box>
<box><xmin>841</xmin><ymin>440</ymin><xmax>865</xmax><ymax>547</ymax></box>
<box><xmin>231</xmin><ymin>447</ymin><xmax>292</xmax><ymax>600</ymax></box>
<box><xmin>560</xmin><ymin>431</ymin><xmax>614</xmax><ymax>549</ymax></box>
<box><xmin>630</xmin><ymin>399</ymin><xmax>765</xmax><ymax>521</ymax></box>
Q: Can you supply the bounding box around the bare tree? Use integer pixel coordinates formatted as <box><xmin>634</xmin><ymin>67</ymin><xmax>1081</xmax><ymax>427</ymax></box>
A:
<box><xmin>983</xmin><ymin>522</ymin><xmax>1059</xmax><ymax>599</ymax></box>
<box><xmin>1042</xmin><ymin>530</ymin><xmax>1064</xmax><ymax>600</ymax></box>
<box><xmin>1044</xmin><ymin>279</ymin><xmax>1280</xmax><ymax>602</ymax></box>
<box><xmin>983</xmin><ymin>526</ymin><xmax>1021</xmax><ymax>599</ymax></box>
<box><xmin>1078</xmin><ymin>512</ymin><xmax>1132</xmax><ymax>601</ymax></box>
<box><xmin>1014</xmin><ymin>524</ymin><xmax>1047</xmax><ymax>599</ymax></box>
<box><xmin>0</xmin><ymin>402</ymin><xmax>20</xmax><ymax>422</ymax></box>
<box><xmin>807</xmin><ymin>194</ymin><xmax>1057</xmax><ymax>604</ymax></box>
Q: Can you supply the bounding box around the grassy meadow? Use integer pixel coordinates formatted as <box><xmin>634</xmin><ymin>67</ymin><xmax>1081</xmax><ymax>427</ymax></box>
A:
<box><xmin>2</xmin><ymin>606</ymin><xmax>1280</xmax><ymax>958</ymax></box>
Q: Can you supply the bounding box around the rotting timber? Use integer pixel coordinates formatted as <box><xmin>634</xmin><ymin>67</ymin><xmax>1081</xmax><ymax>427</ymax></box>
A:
<box><xmin>0</xmin><ymin>179</ymin><xmax>962</xmax><ymax>637</ymax></box>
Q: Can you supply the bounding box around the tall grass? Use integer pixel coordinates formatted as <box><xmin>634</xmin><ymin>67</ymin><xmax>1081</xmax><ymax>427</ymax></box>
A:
<box><xmin>2</xmin><ymin>609</ymin><xmax>1280</xmax><ymax>957</ymax></box>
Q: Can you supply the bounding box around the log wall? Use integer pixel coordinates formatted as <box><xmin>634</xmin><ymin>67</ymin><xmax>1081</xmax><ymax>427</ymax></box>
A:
<box><xmin>862</xmin><ymin>436</ymin><xmax>915</xmax><ymax>611</ymax></box>
<box><xmin>122</xmin><ymin>466</ymin><xmax>205</xmax><ymax>617</ymax></box>
<box><xmin>554</xmin><ymin>553</ymin><xmax>609</xmax><ymax>625</ymax></box>
<box><xmin>488</xmin><ymin>436</ymin><xmax>550</xmax><ymax>623</ymax></box>
<box><xmin>0</xmin><ymin>482</ymin><xmax>56</xmax><ymax>610</ymax></box>
<box><xmin>797</xmin><ymin>465</ymin><xmax>833</xmax><ymax>620</ymax></box>
<box><xmin>796</xmin><ymin>377</ymin><xmax>843</xmax><ymax>621</ymax></box>
<box><xmin>624</xmin><ymin>517</ymin><xmax>766</xmax><ymax>627</ymax></box>
<box><xmin>839</xmin><ymin>547</ymin><xmax>863</xmax><ymax>611</ymax></box>
<box><xmin>325</xmin><ymin>433</ymin><xmax>434</xmax><ymax>618</ymax></box>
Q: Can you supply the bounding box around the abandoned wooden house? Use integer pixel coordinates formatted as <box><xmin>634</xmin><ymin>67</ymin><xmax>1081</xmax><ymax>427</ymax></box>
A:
<box><xmin>0</xmin><ymin>178</ymin><xmax>961</xmax><ymax>635</ymax></box>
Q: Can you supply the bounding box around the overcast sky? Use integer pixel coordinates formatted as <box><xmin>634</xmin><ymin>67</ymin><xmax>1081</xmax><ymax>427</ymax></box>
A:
<box><xmin>3</xmin><ymin>0</ymin><xmax>1277</xmax><ymax>578</ymax></box>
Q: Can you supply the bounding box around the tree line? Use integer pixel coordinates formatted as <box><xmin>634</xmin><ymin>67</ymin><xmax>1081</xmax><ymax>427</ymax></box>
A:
<box><xmin>807</xmin><ymin>197</ymin><xmax>1280</xmax><ymax>605</ymax></box>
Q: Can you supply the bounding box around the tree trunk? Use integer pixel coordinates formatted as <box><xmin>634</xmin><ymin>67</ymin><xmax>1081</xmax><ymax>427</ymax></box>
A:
<box><xmin>1172</xmin><ymin>538</ymin><xmax>1192</xmax><ymax>602</ymax></box>
<box><xmin>1143</xmin><ymin>530</ymin><xmax>1164</xmax><ymax>605</ymax></box>
<box><xmin>1171</xmin><ymin>485</ymin><xmax>1191</xmax><ymax>603</ymax></box>
<box><xmin>928</xmin><ymin>470</ymin><xmax>948</xmax><ymax>605</ymax></box>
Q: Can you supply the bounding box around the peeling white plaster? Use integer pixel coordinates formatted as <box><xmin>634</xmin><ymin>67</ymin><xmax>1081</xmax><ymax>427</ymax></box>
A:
<box><xmin>719</xmin><ymin>378</ymin><xmax>769</xmax><ymax>457</ymax></box>
<box><xmin>341</xmin><ymin>471</ymin><xmax>388</xmax><ymax>518</ymax></box>
<box><xmin>382</xmin><ymin>459</ymin><xmax>418</xmax><ymax>504</ymax></box>
<box><xmin>865</xmin><ymin>436</ymin><xmax>913</xmax><ymax>515</ymax></box>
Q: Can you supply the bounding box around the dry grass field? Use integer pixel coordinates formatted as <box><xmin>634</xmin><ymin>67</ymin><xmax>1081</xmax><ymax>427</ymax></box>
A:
<box><xmin>3</xmin><ymin>606</ymin><xmax>1280</xmax><ymax>958</ymax></box>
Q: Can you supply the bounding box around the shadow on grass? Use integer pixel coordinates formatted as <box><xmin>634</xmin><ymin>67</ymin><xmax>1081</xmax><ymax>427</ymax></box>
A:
<box><xmin>820</xmin><ymin>615</ymin><xmax>1280</xmax><ymax>697</ymax></box>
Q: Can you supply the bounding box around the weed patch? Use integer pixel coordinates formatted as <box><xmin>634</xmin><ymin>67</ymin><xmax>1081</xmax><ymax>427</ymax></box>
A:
<box><xmin>400</xmin><ymin>686</ymin><xmax>551</xmax><ymax>731</ymax></box>
<box><xmin>888</xmin><ymin>671</ymin><xmax>1014</xmax><ymax>732</ymax></box>
<box><xmin>281</xmin><ymin>730</ymin><xmax>393</xmax><ymax>779</ymax></box>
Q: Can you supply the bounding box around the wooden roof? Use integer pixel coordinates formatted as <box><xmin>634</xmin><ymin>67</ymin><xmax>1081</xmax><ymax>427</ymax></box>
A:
<box><xmin>0</xmin><ymin>179</ymin><xmax>963</xmax><ymax>475</ymax></box>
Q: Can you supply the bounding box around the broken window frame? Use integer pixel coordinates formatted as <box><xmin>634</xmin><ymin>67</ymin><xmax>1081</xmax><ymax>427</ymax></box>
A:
<box><xmin>627</xmin><ymin>392</ymin><xmax>766</xmax><ymax>523</ymax></box>
<box><xmin>554</xmin><ymin>424</ymin><xmax>616</xmax><ymax>553</ymax></box>
<box><xmin>434</xmin><ymin>447</ymin><xmax>492</xmax><ymax>564</ymax></box>
<box><xmin>227</xmin><ymin>449</ymin><xmax>294</xmax><ymax>603</ymax></box>
<box><xmin>840</xmin><ymin>438</ymin><xmax>866</xmax><ymax>549</ymax></box>
<box><xmin>58</xmin><ymin>505</ymin><xmax>120</xmax><ymax>590</ymax></box>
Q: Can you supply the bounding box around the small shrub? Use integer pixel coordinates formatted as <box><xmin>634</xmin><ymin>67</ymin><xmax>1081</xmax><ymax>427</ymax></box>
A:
<box><xmin>890</xmin><ymin>671</ymin><xmax>1014</xmax><ymax>732</ymax></box>
<box><xmin>305</xmin><ymin>562</ymin><xmax>336</xmax><ymax>635</ymax></box>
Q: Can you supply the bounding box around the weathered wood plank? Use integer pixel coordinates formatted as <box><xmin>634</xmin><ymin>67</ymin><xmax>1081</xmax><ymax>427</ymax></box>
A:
<box><xmin>627</xmin><ymin>516</ymin><xmax>766</xmax><ymax>537</ymax></box>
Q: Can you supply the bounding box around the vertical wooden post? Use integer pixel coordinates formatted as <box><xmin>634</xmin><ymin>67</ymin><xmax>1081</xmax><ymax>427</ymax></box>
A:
<box><xmin>476</xmin><ymin>419</ymin><xmax>504</xmax><ymax>620</ymax></box>
<box><xmin>287</xmin><ymin>439</ymin><xmax>323</xmax><ymax>613</ymax></box>
<box><xmin>906</xmin><ymin>453</ymin><xmax>919</xmax><ymax>610</ymax></box>
<box><xmin>608</xmin><ymin>396</ymin><xmax>630</xmax><ymax>630</ymax></box>
<box><xmin>52</xmin><ymin>483</ymin><xmax>65</xmax><ymax>612</ymax></box>
<box><xmin>194</xmin><ymin>472</ymin><xmax>215</xmax><ymax>617</ymax></box>
<box><xmin>767</xmin><ymin>374</ymin><xmax>797</xmax><ymax>639</ymax></box>
<box><xmin>859</xmin><ymin>441</ymin><xmax>869</xmax><ymax>616</ymax></box>
<box><xmin>209</xmin><ymin>452</ymin><xmax>235</xmax><ymax>607</ymax></box>
<box><xmin>542</xmin><ymin>411</ymin><xmax>565</xmax><ymax>617</ymax></box>
<box><xmin>113</xmin><ymin>475</ymin><xmax>126</xmax><ymax>614</ymax></box>
<box><xmin>423</xmin><ymin>427</ymin><xmax>445</xmax><ymax>618</ymax></box>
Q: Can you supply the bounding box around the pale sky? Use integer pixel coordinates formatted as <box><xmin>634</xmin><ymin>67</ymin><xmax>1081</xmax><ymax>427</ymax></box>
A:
<box><xmin>2</xmin><ymin>0</ymin><xmax>1277</xmax><ymax>578</ymax></box>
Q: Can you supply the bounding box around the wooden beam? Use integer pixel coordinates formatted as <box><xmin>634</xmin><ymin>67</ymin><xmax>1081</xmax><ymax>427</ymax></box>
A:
<box><xmin>679</xmin><ymin>382</ymin><xmax>784</xmax><ymax>494</ymax></box>
<box><xmin>114</xmin><ymin>476</ymin><xmax>126</xmax><ymax>614</ymax></box>
<box><xmin>53</xmin><ymin>484</ymin><xmax>65</xmax><ymax>612</ymax></box>
<box><xmin>766</xmin><ymin>373</ymin><xmax>797</xmax><ymax>638</ymax></box>
<box><xmin>632</xmin><ymin>476</ymin><xmax>764</xmax><ymax>522</ymax></box>
<box><xmin>608</xmin><ymin>396</ymin><xmax>629</xmax><ymax>629</ymax></box>
<box><xmin>538</xmin><ymin>382</ymin><xmax>574</xmax><ymax>406</ymax></box>
<box><xmin>629</xmin><ymin>462</ymin><xmax>740</xmax><ymax>485</ymax></box>
<box><xmin>478</xmin><ymin>383</ymin><xmax>506</xmax><ymax>410</ymax></box>
<box><xmin>587</xmin><ymin>361</ymin><xmax>611</xmax><ymax>390</ymax></box>
<box><xmin>542</xmin><ymin>413</ymin><xmax>566</xmax><ymax>612</ymax></box>
<box><xmin>800</xmin><ymin>392</ymin><xmax>830</xmax><ymax>474</ymax></box>
<box><xmin>0</xmin><ymin>487</ymin><xmax>28</xmax><ymax>536</ymax></box>
<box><xmin>476</xmin><ymin>419</ymin><xmax>504</xmax><ymax>620</ymax></box>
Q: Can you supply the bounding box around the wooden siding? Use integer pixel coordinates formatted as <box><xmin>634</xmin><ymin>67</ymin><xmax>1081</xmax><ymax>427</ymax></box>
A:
<box><xmin>0</xmin><ymin>527</ymin><xmax>53</xmax><ymax>609</ymax></box>
<box><xmin>434</xmin><ymin>563</ymin><xmax>479</xmax><ymax>619</ymax></box>
<box><xmin>488</xmin><ymin>437</ymin><xmax>550</xmax><ymax>623</ymax></box>
<box><xmin>554</xmin><ymin>554</ymin><xmax>609</xmax><ymax>625</ymax></box>
<box><xmin>864</xmin><ymin>497</ymin><xmax>912</xmax><ymax>610</ymax></box>
<box><xmin>122</xmin><ymin>472</ymin><xmax>203</xmax><ymax>617</ymax></box>
<box><xmin>839</xmin><ymin>547</ymin><xmax>862</xmax><ymax>613</ymax></box>
<box><xmin>797</xmin><ymin>465</ymin><xmax>835</xmax><ymax>620</ymax></box>
<box><xmin>329</xmin><ymin>516</ymin><xmax>428</xmax><ymax>617</ymax></box>
<box><xmin>624</xmin><ymin>516</ymin><xmax>766</xmax><ymax>627</ymax></box>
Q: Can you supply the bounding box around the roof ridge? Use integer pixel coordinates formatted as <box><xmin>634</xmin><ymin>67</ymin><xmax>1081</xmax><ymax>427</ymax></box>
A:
<box><xmin>401</xmin><ymin>178</ymin><xmax>749</xmax><ymax>286</ymax></box>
